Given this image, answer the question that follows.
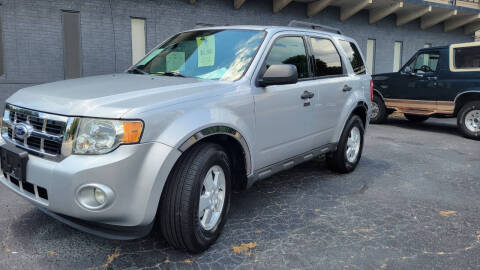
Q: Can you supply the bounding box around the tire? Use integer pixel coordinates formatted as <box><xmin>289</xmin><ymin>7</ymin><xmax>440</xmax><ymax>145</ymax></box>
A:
<box><xmin>159</xmin><ymin>142</ymin><xmax>232</xmax><ymax>253</ymax></box>
<box><xmin>327</xmin><ymin>115</ymin><xmax>365</xmax><ymax>173</ymax></box>
<box><xmin>404</xmin><ymin>114</ymin><xmax>429</xmax><ymax>122</ymax></box>
<box><xmin>457</xmin><ymin>101</ymin><xmax>480</xmax><ymax>140</ymax></box>
<box><xmin>370</xmin><ymin>95</ymin><xmax>387</xmax><ymax>124</ymax></box>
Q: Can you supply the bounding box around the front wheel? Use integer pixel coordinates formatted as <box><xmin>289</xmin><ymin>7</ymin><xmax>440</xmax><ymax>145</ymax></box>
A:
<box><xmin>404</xmin><ymin>114</ymin><xmax>429</xmax><ymax>122</ymax></box>
<box><xmin>457</xmin><ymin>101</ymin><xmax>480</xmax><ymax>140</ymax></box>
<box><xmin>327</xmin><ymin>115</ymin><xmax>365</xmax><ymax>173</ymax></box>
<box><xmin>159</xmin><ymin>142</ymin><xmax>232</xmax><ymax>253</ymax></box>
<box><xmin>370</xmin><ymin>95</ymin><xmax>387</xmax><ymax>124</ymax></box>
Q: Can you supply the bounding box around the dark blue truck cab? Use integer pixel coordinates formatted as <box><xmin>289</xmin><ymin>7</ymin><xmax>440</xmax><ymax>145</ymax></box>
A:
<box><xmin>371</xmin><ymin>41</ymin><xmax>480</xmax><ymax>140</ymax></box>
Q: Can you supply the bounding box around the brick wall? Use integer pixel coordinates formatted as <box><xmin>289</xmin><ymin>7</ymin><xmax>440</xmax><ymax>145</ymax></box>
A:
<box><xmin>0</xmin><ymin>0</ymin><xmax>473</xmax><ymax>103</ymax></box>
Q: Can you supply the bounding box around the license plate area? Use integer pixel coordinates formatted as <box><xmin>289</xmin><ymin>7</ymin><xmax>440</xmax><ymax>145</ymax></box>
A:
<box><xmin>0</xmin><ymin>143</ymin><xmax>28</xmax><ymax>182</ymax></box>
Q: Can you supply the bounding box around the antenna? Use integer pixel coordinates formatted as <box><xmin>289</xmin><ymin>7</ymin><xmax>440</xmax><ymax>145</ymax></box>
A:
<box><xmin>288</xmin><ymin>20</ymin><xmax>342</xmax><ymax>35</ymax></box>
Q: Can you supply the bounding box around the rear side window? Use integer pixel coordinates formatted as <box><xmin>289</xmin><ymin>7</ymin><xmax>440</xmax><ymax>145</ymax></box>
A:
<box><xmin>339</xmin><ymin>40</ymin><xmax>366</xmax><ymax>75</ymax></box>
<box><xmin>454</xmin><ymin>46</ymin><xmax>480</xmax><ymax>69</ymax></box>
<box><xmin>310</xmin><ymin>37</ymin><xmax>343</xmax><ymax>77</ymax></box>
<box><xmin>265</xmin><ymin>36</ymin><xmax>309</xmax><ymax>79</ymax></box>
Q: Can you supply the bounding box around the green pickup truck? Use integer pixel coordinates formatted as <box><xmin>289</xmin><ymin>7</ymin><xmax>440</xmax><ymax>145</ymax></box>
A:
<box><xmin>371</xmin><ymin>41</ymin><xmax>480</xmax><ymax>140</ymax></box>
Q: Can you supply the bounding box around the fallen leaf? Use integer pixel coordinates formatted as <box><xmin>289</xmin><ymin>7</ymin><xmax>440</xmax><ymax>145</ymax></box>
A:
<box><xmin>256</xmin><ymin>229</ymin><xmax>263</xmax><ymax>233</ymax></box>
<box><xmin>314</xmin><ymin>209</ymin><xmax>321</xmax><ymax>212</ymax></box>
<box><xmin>103</xmin><ymin>247</ymin><xmax>120</xmax><ymax>268</ymax></box>
<box><xmin>381</xmin><ymin>263</ymin><xmax>387</xmax><ymax>269</ymax></box>
<box><xmin>5</xmin><ymin>248</ymin><xmax>11</xmax><ymax>253</ymax></box>
<box><xmin>184</xmin><ymin>259</ymin><xmax>194</xmax><ymax>264</ymax></box>
<box><xmin>48</xmin><ymin>251</ymin><xmax>56</xmax><ymax>256</ymax></box>
<box><xmin>466</xmin><ymin>164</ymin><xmax>471</xmax><ymax>168</ymax></box>
<box><xmin>439</xmin><ymin>210</ymin><xmax>456</xmax><ymax>217</ymax></box>
<box><xmin>437</xmin><ymin>252</ymin><xmax>445</xmax><ymax>255</ymax></box>
<box><xmin>164</xmin><ymin>258</ymin><xmax>170</xmax><ymax>264</ymax></box>
<box><xmin>361</xmin><ymin>247</ymin><xmax>366</xmax><ymax>252</ymax></box>
<box><xmin>232</xmin><ymin>242</ymin><xmax>258</xmax><ymax>255</ymax></box>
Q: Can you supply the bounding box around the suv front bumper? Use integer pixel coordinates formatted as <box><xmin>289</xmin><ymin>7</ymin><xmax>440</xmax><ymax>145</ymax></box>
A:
<box><xmin>0</xmin><ymin>141</ymin><xmax>181</xmax><ymax>238</ymax></box>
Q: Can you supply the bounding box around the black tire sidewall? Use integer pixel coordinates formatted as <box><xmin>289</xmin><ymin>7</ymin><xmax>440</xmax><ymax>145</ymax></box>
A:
<box><xmin>458</xmin><ymin>101</ymin><xmax>480</xmax><ymax>139</ymax></box>
<box><xmin>190</xmin><ymin>145</ymin><xmax>232</xmax><ymax>248</ymax></box>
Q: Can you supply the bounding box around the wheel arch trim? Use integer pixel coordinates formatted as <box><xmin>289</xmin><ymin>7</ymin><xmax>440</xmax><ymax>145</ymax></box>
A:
<box><xmin>453</xmin><ymin>90</ymin><xmax>480</xmax><ymax>105</ymax></box>
<box><xmin>373</xmin><ymin>88</ymin><xmax>385</xmax><ymax>101</ymax></box>
<box><xmin>178</xmin><ymin>125</ymin><xmax>252</xmax><ymax>175</ymax></box>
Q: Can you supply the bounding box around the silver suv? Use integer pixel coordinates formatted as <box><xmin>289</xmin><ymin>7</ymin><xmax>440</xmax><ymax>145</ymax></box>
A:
<box><xmin>0</xmin><ymin>23</ymin><xmax>371</xmax><ymax>253</ymax></box>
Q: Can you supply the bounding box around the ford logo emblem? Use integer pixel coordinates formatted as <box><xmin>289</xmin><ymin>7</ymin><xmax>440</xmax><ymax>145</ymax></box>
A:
<box><xmin>14</xmin><ymin>123</ymin><xmax>33</xmax><ymax>140</ymax></box>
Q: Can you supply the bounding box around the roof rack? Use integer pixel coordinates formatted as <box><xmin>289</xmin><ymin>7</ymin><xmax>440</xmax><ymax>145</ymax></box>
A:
<box><xmin>194</xmin><ymin>23</ymin><xmax>230</xmax><ymax>28</ymax></box>
<box><xmin>287</xmin><ymin>20</ymin><xmax>342</xmax><ymax>35</ymax></box>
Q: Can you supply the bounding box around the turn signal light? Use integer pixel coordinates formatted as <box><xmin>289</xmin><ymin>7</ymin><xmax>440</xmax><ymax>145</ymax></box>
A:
<box><xmin>122</xmin><ymin>121</ymin><xmax>143</xmax><ymax>143</ymax></box>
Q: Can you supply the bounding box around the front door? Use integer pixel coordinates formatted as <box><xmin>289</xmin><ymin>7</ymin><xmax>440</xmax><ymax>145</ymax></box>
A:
<box><xmin>254</xmin><ymin>36</ymin><xmax>316</xmax><ymax>169</ymax></box>
<box><xmin>384</xmin><ymin>51</ymin><xmax>440</xmax><ymax>115</ymax></box>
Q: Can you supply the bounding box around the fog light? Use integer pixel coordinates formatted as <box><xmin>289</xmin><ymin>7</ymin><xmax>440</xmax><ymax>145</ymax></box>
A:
<box><xmin>94</xmin><ymin>188</ymin><xmax>106</xmax><ymax>205</ymax></box>
<box><xmin>76</xmin><ymin>184</ymin><xmax>114</xmax><ymax>210</ymax></box>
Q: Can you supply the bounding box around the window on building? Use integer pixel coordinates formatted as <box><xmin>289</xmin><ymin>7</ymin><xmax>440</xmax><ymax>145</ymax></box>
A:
<box><xmin>393</xmin><ymin>41</ymin><xmax>403</xmax><ymax>72</ymax></box>
<box><xmin>62</xmin><ymin>11</ymin><xmax>82</xmax><ymax>79</ymax></box>
<box><xmin>265</xmin><ymin>36</ymin><xmax>309</xmax><ymax>79</ymax></box>
<box><xmin>339</xmin><ymin>40</ymin><xmax>366</xmax><ymax>75</ymax></box>
<box><xmin>366</xmin><ymin>39</ymin><xmax>376</xmax><ymax>74</ymax></box>
<box><xmin>454</xmin><ymin>46</ymin><xmax>480</xmax><ymax>69</ymax></box>
<box><xmin>424</xmin><ymin>43</ymin><xmax>432</xmax><ymax>48</ymax></box>
<box><xmin>0</xmin><ymin>17</ymin><xmax>4</xmax><ymax>76</ymax></box>
<box><xmin>131</xmin><ymin>18</ymin><xmax>146</xmax><ymax>64</ymax></box>
<box><xmin>309</xmin><ymin>37</ymin><xmax>343</xmax><ymax>77</ymax></box>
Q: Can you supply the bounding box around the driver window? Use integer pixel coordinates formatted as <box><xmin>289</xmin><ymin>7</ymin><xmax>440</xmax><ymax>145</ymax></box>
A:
<box><xmin>413</xmin><ymin>52</ymin><xmax>439</xmax><ymax>73</ymax></box>
<box><xmin>265</xmin><ymin>36</ymin><xmax>309</xmax><ymax>79</ymax></box>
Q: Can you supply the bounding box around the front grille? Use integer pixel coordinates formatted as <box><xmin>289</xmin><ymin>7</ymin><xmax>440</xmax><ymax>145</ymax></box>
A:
<box><xmin>2</xmin><ymin>105</ymin><xmax>69</xmax><ymax>158</ymax></box>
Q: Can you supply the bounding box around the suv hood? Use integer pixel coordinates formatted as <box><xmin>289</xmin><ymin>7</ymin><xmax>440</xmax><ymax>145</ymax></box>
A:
<box><xmin>7</xmin><ymin>74</ymin><xmax>232</xmax><ymax>118</ymax></box>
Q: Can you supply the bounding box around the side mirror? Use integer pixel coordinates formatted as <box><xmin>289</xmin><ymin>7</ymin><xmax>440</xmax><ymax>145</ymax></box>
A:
<box><xmin>403</xmin><ymin>66</ymin><xmax>412</xmax><ymax>74</ymax></box>
<box><xmin>258</xmin><ymin>64</ymin><xmax>298</xmax><ymax>87</ymax></box>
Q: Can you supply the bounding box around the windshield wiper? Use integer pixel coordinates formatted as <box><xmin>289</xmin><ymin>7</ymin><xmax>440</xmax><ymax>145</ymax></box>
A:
<box><xmin>128</xmin><ymin>67</ymin><xmax>148</xmax><ymax>75</ymax></box>
<box><xmin>157</xmin><ymin>71</ymin><xmax>186</xmax><ymax>78</ymax></box>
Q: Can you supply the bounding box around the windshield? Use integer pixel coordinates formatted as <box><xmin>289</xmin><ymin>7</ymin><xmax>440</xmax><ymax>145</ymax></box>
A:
<box><xmin>129</xmin><ymin>29</ymin><xmax>266</xmax><ymax>81</ymax></box>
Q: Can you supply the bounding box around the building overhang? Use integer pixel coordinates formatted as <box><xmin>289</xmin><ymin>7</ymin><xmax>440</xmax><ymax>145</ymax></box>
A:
<box><xmin>195</xmin><ymin>0</ymin><xmax>480</xmax><ymax>36</ymax></box>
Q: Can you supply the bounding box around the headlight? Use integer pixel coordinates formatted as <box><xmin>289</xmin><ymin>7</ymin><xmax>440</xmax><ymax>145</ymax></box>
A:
<box><xmin>73</xmin><ymin>118</ymin><xmax>143</xmax><ymax>155</ymax></box>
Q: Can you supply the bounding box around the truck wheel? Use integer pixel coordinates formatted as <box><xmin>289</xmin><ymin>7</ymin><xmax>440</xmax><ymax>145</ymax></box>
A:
<box><xmin>159</xmin><ymin>142</ymin><xmax>232</xmax><ymax>253</ymax></box>
<box><xmin>404</xmin><ymin>114</ymin><xmax>429</xmax><ymax>122</ymax></box>
<box><xmin>457</xmin><ymin>101</ymin><xmax>480</xmax><ymax>140</ymax></box>
<box><xmin>327</xmin><ymin>115</ymin><xmax>364</xmax><ymax>173</ymax></box>
<box><xmin>370</xmin><ymin>95</ymin><xmax>387</xmax><ymax>124</ymax></box>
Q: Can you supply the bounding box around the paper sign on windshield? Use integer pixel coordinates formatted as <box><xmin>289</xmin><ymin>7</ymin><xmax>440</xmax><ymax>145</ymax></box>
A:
<box><xmin>196</xmin><ymin>36</ymin><xmax>215</xmax><ymax>67</ymax></box>
<box><xmin>166</xmin><ymin>52</ymin><xmax>185</xmax><ymax>72</ymax></box>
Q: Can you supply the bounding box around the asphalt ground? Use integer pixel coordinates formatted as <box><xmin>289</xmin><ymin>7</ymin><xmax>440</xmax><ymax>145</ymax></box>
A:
<box><xmin>0</xmin><ymin>115</ymin><xmax>479</xmax><ymax>270</ymax></box>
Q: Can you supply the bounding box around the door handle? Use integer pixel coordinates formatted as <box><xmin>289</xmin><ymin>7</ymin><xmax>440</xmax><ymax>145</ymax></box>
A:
<box><xmin>342</xmin><ymin>85</ymin><xmax>352</xmax><ymax>92</ymax></box>
<box><xmin>301</xmin><ymin>91</ymin><xmax>314</xmax><ymax>99</ymax></box>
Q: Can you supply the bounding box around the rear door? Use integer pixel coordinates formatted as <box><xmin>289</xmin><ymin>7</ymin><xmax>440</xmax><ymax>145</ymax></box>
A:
<box><xmin>305</xmin><ymin>36</ymin><xmax>349</xmax><ymax>146</ymax></box>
